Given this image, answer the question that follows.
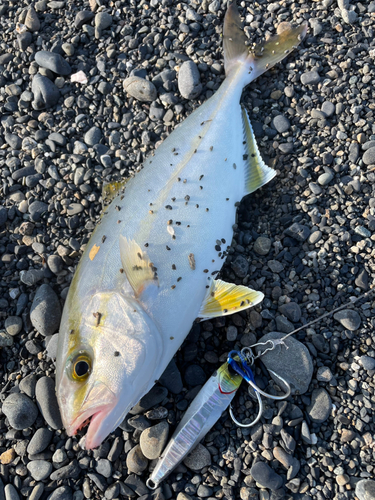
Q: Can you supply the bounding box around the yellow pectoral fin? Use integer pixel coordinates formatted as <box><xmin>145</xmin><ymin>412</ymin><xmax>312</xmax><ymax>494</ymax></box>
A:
<box><xmin>198</xmin><ymin>279</ymin><xmax>264</xmax><ymax>319</ymax></box>
<box><xmin>102</xmin><ymin>179</ymin><xmax>129</xmax><ymax>206</ymax></box>
<box><xmin>119</xmin><ymin>236</ymin><xmax>159</xmax><ymax>297</ymax></box>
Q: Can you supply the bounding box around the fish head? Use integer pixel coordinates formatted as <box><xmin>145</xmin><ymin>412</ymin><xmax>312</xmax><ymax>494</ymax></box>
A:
<box><xmin>56</xmin><ymin>289</ymin><xmax>160</xmax><ymax>450</ymax></box>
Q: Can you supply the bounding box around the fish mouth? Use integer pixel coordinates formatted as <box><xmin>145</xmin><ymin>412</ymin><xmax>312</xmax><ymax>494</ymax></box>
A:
<box><xmin>67</xmin><ymin>404</ymin><xmax>115</xmax><ymax>449</ymax></box>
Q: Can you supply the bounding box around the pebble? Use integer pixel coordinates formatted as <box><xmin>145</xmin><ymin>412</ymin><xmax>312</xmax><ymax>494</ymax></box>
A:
<box><xmin>278</xmin><ymin>302</ymin><xmax>301</xmax><ymax>322</ymax></box>
<box><xmin>253</xmin><ymin>236</ymin><xmax>271</xmax><ymax>255</ymax></box>
<box><xmin>300</xmin><ymin>71</ymin><xmax>320</xmax><ymax>85</ymax></box>
<box><xmin>273</xmin><ymin>115</ymin><xmax>290</xmax><ymax>133</ymax></box>
<box><xmin>284</xmin><ymin>222</ymin><xmax>310</xmax><ymax>242</ymax></box>
<box><xmin>178</xmin><ymin>61</ymin><xmax>202</xmax><ymax>99</ymax></box>
<box><xmin>231</xmin><ymin>255</ymin><xmax>249</xmax><ymax>278</ymax></box>
<box><xmin>159</xmin><ymin>358</ymin><xmax>183</xmax><ymax>394</ymax></box>
<box><xmin>0</xmin><ymin>330</ymin><xmax>14</xmax><ymax>347</ymax></box>
<box><xmin>129</xmin><ymin>386</ymin><xmax>168</xmax><ymax>415</ymax></box>
<box><xmin>35</xmin><ymin>376</ymin><xmax>63</xmax><ymax>429</ymax></box>
<box><xmin>4</xmin><ymin>316</ymin><xmax>22</xmax><ymax>336</ymax></box>
<box><xmin>35</xmin><ymin>51</ymin><xmax>71</xmax><ymax>76</ymax></box>
<box><xmin>47</xmin><ymin>486</ymin><xmax>73</xmax><ymax>500</ymax></box>
<box><xmin>333</xmin><ymin>309</ymin><xmax>361</xmax><ymax>331</ymax></box>
<box><xmin>321</xmin><ymin>100</ymin><xmax>335</xmax><ymax>117</ymax></box>
<box><xmin>123</xmin><ymin>76</ymin><xmax>157</xmax><ymax>102</ymax></box>
<box><xmin>356</xmin><ymin>479</ymin><xmax>375</xmax><ymax>500</ymax></box>
<box><xmin>2</xmin><ymin>393</ymin><xmax>38</xmax><ymax>430</ymax></box>
<box><xmin>95</xmin><ymin>12</ymin><xmax>112</xmax><ymax>31</ymax></box>
<box><xmin>0</xmin><ymin>449</ymin><xmax>16</xmax><ymax>465</ymax></box>
<box><xmin>318</xmin><ymin>171</ymin><xmax>334</xmax><ymax>186</ymax></box>
<box><xmin>74</xmin><ymin>11</ymin><xmax>94</xmax><ymax>28</ymax></box>
<box><xmin>126</xmin><ymin>445</ymin><xmax>148</xmax><ymax>474</ymax></box>
<box><xmin>363</xmin><ymin>147</ymin><xmax>375</xmax><ymax>166</ymax></box>
<box><xmin>139</xmin><ymin>421</ymin><xmax>169</xmax><ymax>459</ymax></box>
<box><xmin>84</xmin><ymin>126</ymin><xmax>102</xmax><ymax>146</ymax></box>
<box><xmin>250</xmin><ymin>461</ymin><xmax>283</xmax><ymax>490</ymax></box>
<box><xmin>359</xmin><ymin>356</ymin><xmax>375</xmax><ymax>371</ymax></box>
<box><xmin>24</xmin><ymin>6</ymin><xmax>40</xmax><ymax>31</ymax></box>
<box><xmin>316</xmin><ymin>366</ymin><xmax>333</xmax><ymax>382</ymax></box>
<box><xmin>30</xmin><ymin>284</ymin><xmax>61</xmax><ymax>336</ymax></box>
<box><xmin>27</xmin><ymin>460</ymin><xmax>53</xmax><ymax>481</ymax></box>
<box><xmin>256</xmin><ymin>332</ymin><xmax>313</xmax><ymax>394</ymax></box>
<box><xmin>183</xmin><ymin>444</ymin><xmax>211</xmax><ymax>470</ymax></box>
<box><xmin>306</xmin><ymin>388</ymin><xmax>332</xmax><ymax>423</ymax></box>
<box><xmin>4</xmin><ymin>484</ymin><xmax>20</xmax><ymax>500</ymax></box>
<box><xmin>19</xmin><ymin>374</ymin><xmax>37</xmax><ymax>398</ymax></box>
<box><xmin>27</xmin><ymin>427</ymin><xmax>53</xmax><ymax>455</ymax></box>
<box><xmin>184</xmin><ymin>364</ymin><xmax>206</xmax><ymax>386</ymax></box>
<box><xmin>31</xmin><ymin>74</ymin><xmax>60</xmax><ymax>110</ymax></box>
<box><xmin>47</xmin><ymin>255</ymin><xmax>63</xmax><ymax>274</ymax></box>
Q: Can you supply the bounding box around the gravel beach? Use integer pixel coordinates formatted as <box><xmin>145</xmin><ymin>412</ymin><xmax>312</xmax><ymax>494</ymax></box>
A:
<box><xmin>1</xmin><ymin>0</ymin><xmax>375</xmax><ymax>499</ymax></box>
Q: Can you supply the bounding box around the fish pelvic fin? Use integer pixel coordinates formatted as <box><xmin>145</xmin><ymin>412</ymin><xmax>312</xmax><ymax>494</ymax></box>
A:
<box><xmin>119</xmin><ymin>236</ymin><xmax>159</xmax><ymax>297</ymax></box>
<box><xmin>223</xmin><ymin>2</ymin><xmax>307</xmax><ymax>84</ymax></box>
<box><xmin>198</xmin><ymin>279</ymin><xmax>264</xmax><ymax>320</ymax></box>
<box><xmin>242</xmin><ymin>107</ymin><xmax>276</xmax><ymax>194</ymax></box>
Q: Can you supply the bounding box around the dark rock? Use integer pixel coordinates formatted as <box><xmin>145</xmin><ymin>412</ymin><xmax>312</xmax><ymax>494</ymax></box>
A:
<box><xmin>31</xmin><ymin>74</ymin><xmax>60</xmax><ymax>110</ymax></box>
<box><xmin>2</xmin><ymin>393</ymin><xmax>38</xmax><ymax>430</ymax></box>
<box><xmin>35</xmin><ymin>51</ymin><xmax>71</xmax><ymax>76</ymax></box>
<box><xmin>30</xmin><ymin>284</ymin><xmax>61</xmax><ymax>336</ymax></box>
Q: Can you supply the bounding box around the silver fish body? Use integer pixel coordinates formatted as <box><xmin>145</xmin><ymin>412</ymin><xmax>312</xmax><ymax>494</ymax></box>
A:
<box><xmin>55</xmin><ymin>3</ymin><xmax>306</xmax><ymax>449</ymax></box>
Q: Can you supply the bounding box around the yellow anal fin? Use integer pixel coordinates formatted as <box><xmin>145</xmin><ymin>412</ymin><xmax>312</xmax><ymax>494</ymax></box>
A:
<box><xmin>242</xmin><ymin>108</ymin><xmax>276</xmax><ymax>194</ymax></box>
<box><xmin>102</xmin><ymin>179</ymin><xmax>129</xmax><ymax>206</ymax></box>
<box><xmin>198</xmin><ymin>279</ymin><xmax>264</xmax><ymax>319</ymax></box>
<box><xmin>119</xmin><ymin>236</ymin><xmax>159</xmax><ymax>297</ymax></box>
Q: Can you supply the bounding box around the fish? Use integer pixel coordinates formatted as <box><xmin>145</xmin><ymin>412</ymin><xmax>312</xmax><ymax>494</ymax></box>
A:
<box><xmin>55</xmin><ymin>2</ymin><xmax>307</xmax><ymax>450</ymax></box>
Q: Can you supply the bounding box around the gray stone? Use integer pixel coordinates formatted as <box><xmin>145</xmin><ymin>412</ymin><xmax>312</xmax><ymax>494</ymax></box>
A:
<box><xmin>0</xmin><ymin>207</ymin><xmax>7</xmax><ymax>226</ymax></box>
<box><xmin>47</xmin><ymin>255</ymin><xmax>63</xmax><ymax>274</ymax></box>
<box><xmin>5</xmin><ymin>133</ymin><xmax>22</xmax><ymax>150</ymax></box>
<box><xmin>30</xmin><ymin>284</ymin><xmax>61</xmax><ymax>336</ymax></box>
<box><xmin>363</xmin><ymin>147</ymin><xmax>375</xmax><ymax>166</ymax></box>
<box><xmin>183</xmin><ymin>443</ymin><xmax>211</xmax><ymax>470</ymax></box>
<box><xmin>84</xmin><ymin>126</ymin><xmax>102</xmax><ymax>146</ymax></box>
<box><xmin>27</xmin><ymin>460</ymin><xmax>52</xmax><ymax>481</ymax></box>
<box><xmin>184</xmin><ymin>364</ymin><xmax>206</xmax><ymax>386</ymax></box>
<box><xmin>355</xmin><ymin>269</ymin><xmax>369</xmax><ymax>290</ymax></box>
<box><xmin>31</xmin><ymin>74</ymin><xmax>60</xmax><ymax>110</ymax></box>
<box><xmin>321</xmin><ymin>100</ymin><xmax>335</xmax><ymax>117</ymax></box>
<box><xmin>159</xmin><ymin>358</ymin><xmax>183</xmax><ymax>394</ymax></box>
<box><xmin>318</xmin><ymin>172</ymin><xmax>334</xmax><ymax>186</ymax></box>
<box><xmin>273</xmin><ymin>115</ymin><xmax>290</xmax><ymax>133</ymax></box>
<box><xmin>35</xmin><ymin>51</ymin><xmax>71</xmax><ymax>76</ymax></box>
<box><xmin>140</xmin><ymin>421</ymin><xmax>169</xmax><ymax>459</ymax></box>
<box><xmin>278</xmin><ymin>302</ymin><xmax>301</xmax><ymax>322</ymax></box>
<box><xmin>123</xmin><ymin>76</ymin><xmax>157</xmax><ymax>102</ymax></box>
<box><xmin>300</xmin><ymin>71</ymin><xmax>320</xmax><ymax>85</ymax></box>
<box><xmin>4</xmin><ymin>316</ymin><xmax>22</xmax><ymax>336</ymax></box>
<box><xmin>333</xmin><ymin>309</ymin><xmax>361</xmax><ymax>331</ymax></box>
<box><xmin>306</xmin><ymin>388</ymin><xmax>332</xmax><ymax>423</ymax></box>
<box><xmin>341</xmin><ymin>8</ymin><xmax>358</xmax><ymax>24</ymax></box>
<box><xmin>359</xmin><ymin>356</ymin><xmax>375</xmax><ymax>371</ymax></box>
<box><xmin>95</xmin><ymin>12</ymin><xmax>112</xmax><ymax>30</ymax></box>
<box><xmin>316</xmin><ymin>366</ymin><xmax>333</xmax><ymax>382</ymax></box>
<box><xmin>0</xmin><ymin>330</ymin><xmax>14</xmax><ymax>347</ymax></box>
<box><xmin>126</xmin><ymin>445</ymin><xmax>148</xmax><ymax>474</ymax></box>
<box><xmin>46</xmin><ymin>486</ymin><xmax>73</xmax><ymax>500</ymax></box>
<box><xmin>253</xmin><ymin>237</ymin><xmax>271</xmax><ymax>255</ymax></box>
<box><xmin>27</xmin><ymin>427</ymin><xmax>53</xmax><ymax>455</ymax></box>
<box><xmin>4</xmin><ymin>484</ymin><xmax>20</xmax><ymax>500</ymax></box>
<box><xmin>250</xmin><ymin>461</ymin><xmax>283</xmax><ymax>490</ymax></box>
<box><xmin>130</xmin><ymin>386</ymin><xmax>168</xmax><ymax>415</ymax></box>
<box><xmin>178</xmin><ymin>61</ymin><xmax>202</xmax><ymax>99</ymax></box>
<box><xmin>268</xmin><ymin>260</ymin><xmax>284</xmax><ymax>273</ymax></box>
<box><xmin>256</xmin><ymin>332</ymin><xmax>313</xmax><ymax>395</ymax></box>
<box><xmin>19</xmin><ymin>374</ymin><xmax>37</xmax><ymax>398</ymax></box>
<box><xmin>74</xmin><ymin>11</ymin><xmax>94</xmax><ymax>28</ymax></box>
<box><xmin>2</xmin><ymin>393</ymin><xmax>38</xmax><ymax>430</ymax></box>
<box><xmin>46</xmin><ymin>333</ymin><xmax>59</xmax><ymax>360</ymax></box>
<box><xmin>356</xmin><ymin>479</ymin><xmax>375</xmax><ymax>500</ymax></box>
<box><xmin>285</xmin><ymin>222</ymin><xmax>310</xmax><ymax>242</ymax></box>
<box><xmin>24</xmin><ymin>7</ymin><xmax>40</xmax><ymax>31</ymax></box>
<box><xmin>95</xmin><ymin>458</ymin><xmax>112</xmax><ymax>478</ymax></box>
<box><xmin>35</xmin><ymin>376</ymin><xmax>63</xmax><ymax>429</ymax></box>
<box><xmin>231</xmin><ymin>255</ymin><xmax>249</xmax><ymax>278</ymax></box>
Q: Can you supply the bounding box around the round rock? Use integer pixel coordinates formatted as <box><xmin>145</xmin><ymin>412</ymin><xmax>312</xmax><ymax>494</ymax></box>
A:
<box><xmin>31</xmin><ymin>74</ymin><xmax>60</xmax><ymax>110</ymax></box>
<box><xmin>363</xmin><ymin>147</ymin><xmax>375</xmax><ymax>166</ymax></box>
<box><xmin>356</xmin><ymin>479</ymin><xmax>375</xmax><ymax>500</ymax></box>
<box><xmin>27</xmin><ymin>460</ymin><xmax>52</xmax><ymax>481</ymax></box>
<box><xmin>333</xmin><ymin>309</ymin><xmax>361</xmax><ymax>331</ymax></box>
<box><xmin>253</xmin><ymin>236</ymin><xmax>271</xmax><ymax>255</ymax></box>
<box><xmin>256</xmin><ymin>332</ymin><xmax>313</xmax><ymax>395</ymax></box>
<box><xmin>178</xmin><ymin>60</ymin><xmax>202</xmax><ymax>99</ymax></box>
<box><xmin>27</xmin><ymin>427</ymin><xmax>53</xmax><ymax>455</ymax></box>
<box><xmin>123</xmin><ymin>76</ymin><xmax>157</xmax><ymax>102</ymax></box>
<box><xmin>250</xmin><ymin>461</ymin><xmax>283</xmax><ymax>490</ymax></box>
<box><xmin>126</xmin><ymin>445</ymin><xmax>148</xmax><ymax>474</ymax></box>
<box><xmin>184</xmin><ymin>365</ymin><xmax>206</xmax><ymax>386</ymax></box>
<box><xmin>24</xmin><ymin>6</ymin><xmax>40</xmax><ymax>31</ymax></box>
<box><xmin>359</xmin><ymin>356</ymin><xmax>375</xmax><ymax>371</ymax></box>
<box><xmin>306</xmin><ymin>388</ymin><xmax>332</xmax><ymax>423</ymax></box>
<box><xmin>2</xmin><ymin>393</ymin><xmax>38</xmax><ymax>430</ymax></box>
<box><xmin>30</xmin><ymin>284</ymin><xmax>61</xmax><ymax>336</ymax></box>
<box><xmin>273</xmin><ymin>115</ymin><xmax>290</xmax><ymax>133</ymax></box>
<box><xmin>183</xmin><ymin>443</ymin><xmax>211</xmax><ymax>470</ymax></box>
<box><xmin>84</xmin><ymin>126</ymin><xmax>102</xmax><ymax>146</ymax></box>
<box><xmin>35</xmin><ymin>376</ymin><xmax>63</xmax><ymax>429</ymax></box>
<box><xmin>140</xmin><ymin>421</ymin><xmax>169</xmax><ymax>459</ymax></box>
<box><xmin>4</xmin><ymin>316</ymin><xmax>22</xmax><ymax>336</ymax></box>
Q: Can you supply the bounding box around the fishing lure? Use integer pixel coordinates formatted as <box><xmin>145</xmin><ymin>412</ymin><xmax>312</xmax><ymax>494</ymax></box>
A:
<box><xmin>147</xmin><ymin>348</ymin><xmax>290</xmax><ymax>490</ymax></box>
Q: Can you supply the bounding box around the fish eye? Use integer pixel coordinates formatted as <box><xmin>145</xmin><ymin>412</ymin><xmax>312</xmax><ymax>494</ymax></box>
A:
<box><xmin>70</xmin><ymin>352</ymin><xmax>92</xmax><ymax>381</ymax></box>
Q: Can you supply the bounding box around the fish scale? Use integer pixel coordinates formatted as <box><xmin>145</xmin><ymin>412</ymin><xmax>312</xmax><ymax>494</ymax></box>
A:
<box><xmin>56</xmin><ymin>2</ymin><xmax>307</xmax><ymax>450</ymax></box>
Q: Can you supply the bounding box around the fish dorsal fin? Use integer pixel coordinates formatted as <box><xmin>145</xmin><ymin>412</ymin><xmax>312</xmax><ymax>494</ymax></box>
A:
<box><xmin>102</xmin><ymin>179</ymin><xmax>128</xmax><ymax>206</ymax></box>
<box><xmin>198</xmin><ymin>279</ymin><xmax>264</xmax><ymax>319</ymax></box>
<box><xmin>119</xmin><ymin>236</ymin><xmax>159</xmax><ymax>297</ymax></box>
<box><xmin>242</xmin><ymin>107</ymin><xmax>276</xmax><ymax>194</ymax></box>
